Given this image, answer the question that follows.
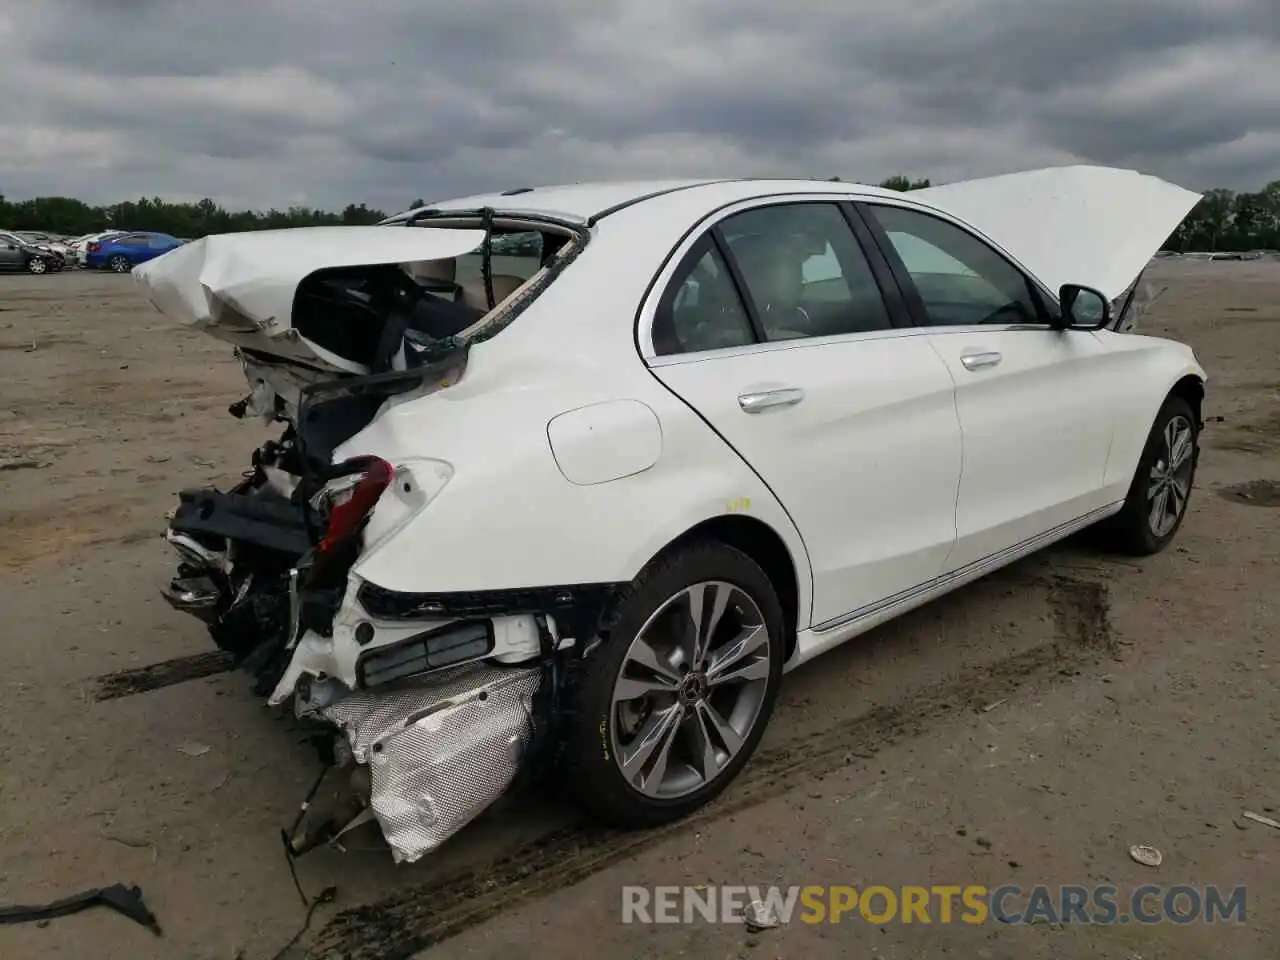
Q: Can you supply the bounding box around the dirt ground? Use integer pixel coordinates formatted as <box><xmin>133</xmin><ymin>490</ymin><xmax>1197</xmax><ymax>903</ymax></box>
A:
<box><xmin>0</xmin><ymin>262</ymin><xmax>1276</xmax><ymax>960</ymax></box>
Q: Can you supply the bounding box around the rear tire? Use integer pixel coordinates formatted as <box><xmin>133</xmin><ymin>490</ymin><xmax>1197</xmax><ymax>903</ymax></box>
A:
<box><xmin>562</xmin><ymin>541</ymin><xmax>785</xmax><ymax>829</ymax></box>
<box><xmin>1098</xmin><ymin>396</ymin><xmax>1198</xmax><ymax>555</ymax></box>
<box><xmin>109</xmin><ymin>255</ymin><xmax>131</xmax><ymax>274</ymax></box>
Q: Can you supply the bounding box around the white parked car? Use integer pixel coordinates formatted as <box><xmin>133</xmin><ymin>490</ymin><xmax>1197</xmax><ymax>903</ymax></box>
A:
<box><xmin>134</xmin><ymin>166</ymin><xmax>1205</xmax><ymax>862</ymax></box>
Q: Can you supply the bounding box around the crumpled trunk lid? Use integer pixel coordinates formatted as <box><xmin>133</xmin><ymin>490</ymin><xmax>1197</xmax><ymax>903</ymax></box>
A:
<box><xmin>912</xmin><ymin>165</ymin><xmax>1202</xmax><ymax>301</ymax></box>
<box><xmin>132</xmin><ymin>225</ymin><xmax>487</xmax><ymax>373</ymax></box>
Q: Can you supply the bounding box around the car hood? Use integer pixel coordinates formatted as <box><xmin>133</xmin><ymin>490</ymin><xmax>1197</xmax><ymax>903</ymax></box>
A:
<box><xmin>910</xmin><ymin>165</ymin><xmax>1201</xmax><ymax>301</ymax></box>
<box><xmin>133</xmin><ymin>225</ymin><xmax>487</xmax><ymax>370</ymax></box>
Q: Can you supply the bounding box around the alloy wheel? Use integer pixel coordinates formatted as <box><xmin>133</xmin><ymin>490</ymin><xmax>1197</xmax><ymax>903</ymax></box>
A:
<box><xmin>28</xmin><ymin>258</ymin><xmax>47</xmax><ymax>275</ymax></box>
<box><xmin>1147</xmin><ymin>414</ymin><xmax>1195</xmax><ymax>537</ymax></box>
<box><xmin>110</xmin><ymin>256</ymin><xmax>131</xmax><ymax>273</ymax></box>
<box><xmin>609</xmin><ymin>580</ymin><xmax>772</xmax><ymax>800</ymax></box>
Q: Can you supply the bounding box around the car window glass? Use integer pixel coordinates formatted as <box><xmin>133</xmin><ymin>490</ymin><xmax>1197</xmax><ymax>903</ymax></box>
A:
<box><xmin>118</xmin><ymin>236</ymin><xmax>148</xmax><ymax>246</ymax></box>
<box><xmin>456</xmin><ymin>231</ymin><xmax>544</xmax><ymax>283</ymax></box>
<box><xmin>719</xmin><ymin>203</ymin><xmax>891</xmax><ymax>340</ymax></box>
<box><xmin>866</xmin><ymin>205</ymin><xmax>1043</xmax><ymax>327</ymax></box>
<box><xmin>654</xmin><ymin>242</ymin><xmax>755</xmax><ymax>356</ymax></box>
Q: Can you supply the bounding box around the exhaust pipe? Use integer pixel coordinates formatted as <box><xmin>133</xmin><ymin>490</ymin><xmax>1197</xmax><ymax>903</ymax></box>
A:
<box><xmin>161</xmin><ymin>576</ymin><xmax>221</xmax><ymax>623</ymax></box>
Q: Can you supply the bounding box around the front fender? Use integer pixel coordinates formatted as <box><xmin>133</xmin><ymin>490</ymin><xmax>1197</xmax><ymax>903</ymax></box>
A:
<box><xmin>1096</xmin><ymin>332</ymin><xmax>1206</xmax><ymax>498</ymax></box>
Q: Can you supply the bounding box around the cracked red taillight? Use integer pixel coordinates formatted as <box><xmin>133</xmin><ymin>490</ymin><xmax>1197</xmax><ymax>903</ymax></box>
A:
<box><xmin>311</xmin><ymin>456</ymin><xmax>393</xmax><ymax>556</ymax></box>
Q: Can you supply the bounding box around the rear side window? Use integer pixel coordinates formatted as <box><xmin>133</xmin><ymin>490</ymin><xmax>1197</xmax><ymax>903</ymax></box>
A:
<box><xmin>718</xmin><ymin>203</ymin><xmax>891</xmax><ymax>341</ymax></box>
<box><xmin>653</xmin><ymin>241</ymin><xmax>756</xmax><ymax>356</ymax></box>
<box><xmin>117</xmin><ymin>235</ymin><xmax>149</xmax><ymax>247</ymax></box>
<box><xmin>652</xmin><ymin>201</ymin><xmax>894</xmax><ymax>356</ymax></box>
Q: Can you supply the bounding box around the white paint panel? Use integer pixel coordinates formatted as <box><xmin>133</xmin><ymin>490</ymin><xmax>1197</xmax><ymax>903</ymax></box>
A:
<box><xmin>652</xmin><ymin>333</ymin><xmax>962</xmax><ymax>628</ymax></box>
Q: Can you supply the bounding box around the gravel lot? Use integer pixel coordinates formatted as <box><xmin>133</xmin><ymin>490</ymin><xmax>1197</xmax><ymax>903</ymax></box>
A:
<box><xmin>0</xmin><ymin>262</ymin><xmax>1276</xmax><ymax>959</ymax></box>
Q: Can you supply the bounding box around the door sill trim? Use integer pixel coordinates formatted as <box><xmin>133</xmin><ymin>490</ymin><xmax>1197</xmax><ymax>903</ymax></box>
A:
<box><xmin>810</xmin><ymin>500</ymin><xmax>1124</xmax><ymax>635</ymax></box>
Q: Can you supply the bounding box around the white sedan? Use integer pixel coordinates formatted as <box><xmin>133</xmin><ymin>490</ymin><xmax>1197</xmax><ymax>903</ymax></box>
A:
<box><xmin>135</xmin><ymin>166</ymin><xmax>1204</xmax><ymax>861</ymax></box>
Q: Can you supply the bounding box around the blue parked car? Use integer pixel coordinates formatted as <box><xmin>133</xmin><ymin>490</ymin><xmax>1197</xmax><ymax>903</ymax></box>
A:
<box><xmin>85</xmin><ymin>232</ymin><xmax>182</xmax><ymax>273</ymax></box>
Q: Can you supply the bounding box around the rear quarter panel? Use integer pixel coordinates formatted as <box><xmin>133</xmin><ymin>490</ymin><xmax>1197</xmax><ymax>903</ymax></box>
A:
<box><xmin>340</xmin><ymin>299</ymin><xmax>814</xmax><ymax>627</ymax></box>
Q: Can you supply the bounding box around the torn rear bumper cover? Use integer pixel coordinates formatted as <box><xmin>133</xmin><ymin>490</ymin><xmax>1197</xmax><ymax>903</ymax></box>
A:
<box><xmin>316</xmin><ymin>662</ymin><xmax>542</xmax><ymax>863</ymax></box>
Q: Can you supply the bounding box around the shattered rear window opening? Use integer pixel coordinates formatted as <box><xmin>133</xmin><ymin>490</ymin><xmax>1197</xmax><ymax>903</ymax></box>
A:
<box><xmin>298</xmin><ymin>217</ymin><xmax>585</xmax><ymax>374</ymax></box>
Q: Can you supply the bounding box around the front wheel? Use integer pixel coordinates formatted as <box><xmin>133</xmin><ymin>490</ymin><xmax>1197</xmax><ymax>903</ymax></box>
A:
<box><xmin>26</xmin><ymin>257</ymin><xmax>47</xmax><ymax>275</ymax></box>
<box><xmin>563</xmin><ymin>541</ymin><xmax>785</xmax><ymax>828</ymax></box>
<box><xmin>1099</xmin><ymin>395</ymin><xmax>1199</xmax><ymax>555</ymax></box>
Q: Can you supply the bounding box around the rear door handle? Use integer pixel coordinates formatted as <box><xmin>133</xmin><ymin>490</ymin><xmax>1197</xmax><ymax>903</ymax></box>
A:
<box><xmin>960</xmin><ymin>350</ymin><xmax>1002</xmax><ymax>371</ymax></box>
<box><xmin>738</xmin><ymin>388</ymin><xmax>805</xmax><ymax>413</ymax></box>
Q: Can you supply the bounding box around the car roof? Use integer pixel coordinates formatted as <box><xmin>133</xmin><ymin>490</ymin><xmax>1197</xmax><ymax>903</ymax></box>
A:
<box><xmin>384</xmin><ymin>178</ymin><xmax>908</xmax><ymax>226</ymax></box>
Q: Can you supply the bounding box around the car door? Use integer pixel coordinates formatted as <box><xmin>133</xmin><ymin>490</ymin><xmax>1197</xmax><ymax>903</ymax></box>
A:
<box><xmin>0</xmin><ymin>233</ymin><xmax>21</xmax><ymax>270</ymax></box>
<box><xmin>119</xmin><ymin>234</ymin><xmax>153</xmax><ymax>263</ymax></box>
<box><xmin>643</xmin><ymin>200</ymin><xmax>963</xmax><ymax>629</ymax></box>
<box><xmin>138</xmin><ymin>235</ymin><xmax>164</xmax><ymax>263</ymax></box>
<box><xmin>857</xmin><ymin>201</ymin><xmax>1118</xmax><ymax>572</ymax></box>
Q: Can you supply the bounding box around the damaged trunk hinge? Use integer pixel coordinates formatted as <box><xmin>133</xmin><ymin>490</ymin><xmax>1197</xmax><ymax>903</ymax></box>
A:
<box><xmin>480</xmin><ymin>206</ymin><xmax>496</xmax><ymax>311</ymax></box>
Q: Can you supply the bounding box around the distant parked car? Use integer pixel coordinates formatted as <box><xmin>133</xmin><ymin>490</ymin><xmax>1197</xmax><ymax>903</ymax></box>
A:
<box><xmin>12</xmin><ymin>231</ymin><xmax>71</xmax><ymax>261</ymax></box>
<box><xmin>76</xmin><ymin>231</ymin><xmax>126</xmax><ymax>266</ymax></box>
<box><xmin>0</xmin><ymin>231</ymin><xmax>65</xmax><ymax>274</ymax></box>
<box><xmin>84</xmin><ymin>232</ymin><xmax>182</xmax><ymax>273</ymax></box>
<box><xmin>62</xmin><ymin>235</ymin><xmax>91</xmax><ymax>264</ymax></box>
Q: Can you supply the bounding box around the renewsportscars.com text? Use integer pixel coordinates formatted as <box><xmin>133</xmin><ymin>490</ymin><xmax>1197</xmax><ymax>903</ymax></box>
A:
<box><xmin>621</xmin><ymin>884</ymin><xmax>1247</xmax><ymax>926</ymax></box>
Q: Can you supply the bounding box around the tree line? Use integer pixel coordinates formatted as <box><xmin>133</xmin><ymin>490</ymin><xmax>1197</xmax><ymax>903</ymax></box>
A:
<box><xmin>3</xmin><ymin>177</ymin><xmax>1277</xmax><ymax>251</ymax></box>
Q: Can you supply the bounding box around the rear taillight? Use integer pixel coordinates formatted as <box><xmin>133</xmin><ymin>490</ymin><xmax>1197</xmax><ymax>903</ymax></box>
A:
<box><xmin>310</xmin><ymin>457</ymin><xmax>393</xmax><ymax>555</ymax></box>
<box><xmin>87</xmin><ymin>242</ymin><xmax>101</xmax><ymax>252</ymax></box>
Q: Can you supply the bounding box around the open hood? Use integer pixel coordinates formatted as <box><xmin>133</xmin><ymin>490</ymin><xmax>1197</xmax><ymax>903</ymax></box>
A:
<box><xmin>133</xmin><ymin>225</ymin><xmax>487</xmax><ymax>370</ymax></box>
<box><xmin>911</xmin><ymin>165</ymin><xmax>1201</xmax><ymax>301</ymax></box>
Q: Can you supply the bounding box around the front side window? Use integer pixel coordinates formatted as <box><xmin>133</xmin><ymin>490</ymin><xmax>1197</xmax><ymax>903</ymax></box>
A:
<box><xmin>865</xmin><ymin>205</ymin><xmax>1044</xmax><ymax>327</ymax></box>
<box><xmin>718</xmin><ymin>203</ymin><xmax>891</xmax><ymax>341</ymax></box>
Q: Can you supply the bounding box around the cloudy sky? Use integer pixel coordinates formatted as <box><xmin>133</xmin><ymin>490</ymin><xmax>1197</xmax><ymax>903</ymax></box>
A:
<box><xmin>3</xmin><ymin>0</ymin><xmax>1277</xmax><ymax>212</ymax></box>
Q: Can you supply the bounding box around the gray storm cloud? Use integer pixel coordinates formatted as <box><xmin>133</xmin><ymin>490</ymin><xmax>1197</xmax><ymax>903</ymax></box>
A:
<box><xmin>3</xmin><ymin>0</ymin><xmax>1276</xmax><ymax>210</ymax></box>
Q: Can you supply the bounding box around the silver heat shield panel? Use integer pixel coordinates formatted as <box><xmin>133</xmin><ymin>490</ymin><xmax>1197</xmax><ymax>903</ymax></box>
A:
<box><xmin>320</xmin><ymin>662</ymin><xmax>542</xmax><ymax>863</ymax></box>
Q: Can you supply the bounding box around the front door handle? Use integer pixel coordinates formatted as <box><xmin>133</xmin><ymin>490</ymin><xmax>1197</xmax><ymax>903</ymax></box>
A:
<box><xmin>738</xmin><ymin>388</ymin><xmax>804</xmax><ymax>413</ymax></box>
<box><xmin>960</xmin><ymin>350</ymin><xmax>1002</xmax><ymax>371</ymax></box>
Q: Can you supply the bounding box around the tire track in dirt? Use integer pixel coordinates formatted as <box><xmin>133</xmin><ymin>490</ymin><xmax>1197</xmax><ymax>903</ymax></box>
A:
<box><xmin>305</xmin><ymin>573</ymin><xmax>1116</xmax><ymax>960</ymax></box>
<box><xmin>89</xmin><ymin>650</ymin><xmax>237</xmax><ymax>700</ymax></box>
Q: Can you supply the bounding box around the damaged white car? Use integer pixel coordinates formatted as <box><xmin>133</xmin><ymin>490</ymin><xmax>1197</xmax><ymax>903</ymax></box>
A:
<box><xmin>135</xmin><ymin>166</ymin><xmax>1206</xmax><ymax>863</ymax></box>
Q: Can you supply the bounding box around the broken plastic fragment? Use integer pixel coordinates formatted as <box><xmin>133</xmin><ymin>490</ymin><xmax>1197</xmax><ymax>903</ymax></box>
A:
<box><xmin>1241</xmin><ymin>810</ymin><xmax>1280</xmax><ymax>830</ymax></box>
<box><xmin>1129</xmin><ymin>844</ymin><xmax>1163</xmax><ymax>867</ymax></box>
<box><xmin>744</xmin><ymin>899</ymin><xmax>780</xmax><ymax>931</ymax></box>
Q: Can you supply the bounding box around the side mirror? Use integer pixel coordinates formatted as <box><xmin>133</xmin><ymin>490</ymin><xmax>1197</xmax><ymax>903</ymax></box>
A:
<box><xmin>1057</xmin><ymin>283</ymin><xmax>1111</xmax><ymax>330</ymax></box>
